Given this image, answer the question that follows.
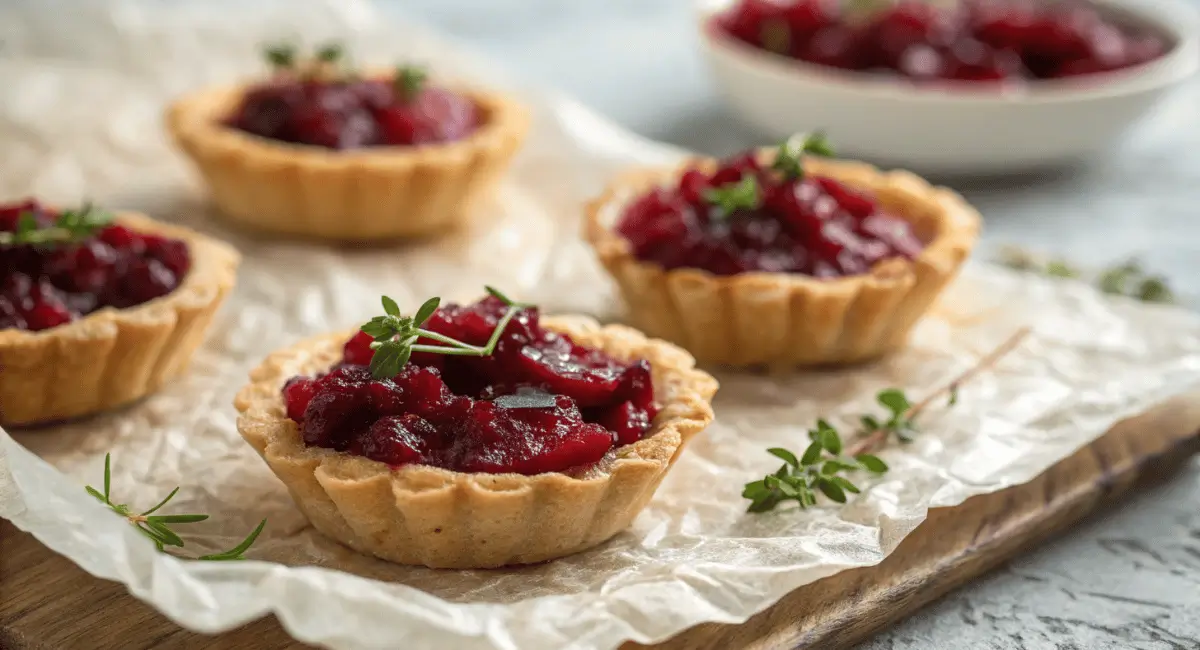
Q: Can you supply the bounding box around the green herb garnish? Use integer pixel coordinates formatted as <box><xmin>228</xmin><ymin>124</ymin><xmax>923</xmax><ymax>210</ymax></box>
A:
<box><xmin>362</xmin><ymin>286</ymin><xmax>524</xmax><ymax>379</ymax></box>
<box><xmin>772</xmin><ymin>131</ymin><xmax>835</xmax><ymax>180</ymax></box>
<box><xmin>703</xmin><ymin>175</ymin><xmax>762</xmax><ymax>218</ymax></box>
<box><xmin>999</xmin><ymin>247</ymin><xmax>1175</xmax><ymax>304</ymax></box>
<box><xmin>744</xmin><ymin>327</ymin><xmax>1031</xmax><ymax>512</ymax></box>
<box><xmin>85</xmin><ymin>453</ymin><xmax>266</xmax><ymax>560</ymax></box>
<box><xmin>0</xmin><ymin>204</ymin><xmax>113</xmax><ymax>247</ymax></box>
<box><xmin>315</xmin><ymin>43</ymin><xmax>344</xmax><ymax>64</ymax></box>
<box><xmin>264</xmin><ymin>42</ymin><xmax>297</xmax><ymax>70</ymax></box>
<box><xmin>394</xmin><ymin>65</ymin><xmax>427</xmax><ymax>101</ymax></box>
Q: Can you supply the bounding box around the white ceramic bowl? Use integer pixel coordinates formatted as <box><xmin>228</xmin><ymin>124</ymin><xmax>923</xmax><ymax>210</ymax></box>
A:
<box><xmin>697</xmin><ymin>0</ymin><xmax>1200</xmax><ymax>174</ymax></box>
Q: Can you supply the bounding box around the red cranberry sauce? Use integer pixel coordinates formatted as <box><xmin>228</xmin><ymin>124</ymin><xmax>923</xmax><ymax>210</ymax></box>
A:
<box><xmin>0</xmin><ymin>201</ymin><xmax>191</xmax><ymax>332</ymax></box>
<box><xmin>283</xmin><ymin>296</ymin><xmax>660</xmax><ymax>475</ymax></box>
<box><xmin>715</xmin><ymin>0</ymin><xmax>1168</xmax><ymax>82</ymax></box>
<box><xmin>614</xmin><ymin>152</ymin><xmax>923</xmax><ymax>278</ymax></box>
<box><xmin>229</xmin><ymin>77</ymin><xmax>480</xmax><ymax>149</ymax></box>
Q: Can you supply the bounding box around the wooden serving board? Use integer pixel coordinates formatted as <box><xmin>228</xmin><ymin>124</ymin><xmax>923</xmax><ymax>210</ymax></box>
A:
<box><xmin>3</xmin><ymin>391</ymin><xmax>1199</xmax><ymax>650</ymax></box>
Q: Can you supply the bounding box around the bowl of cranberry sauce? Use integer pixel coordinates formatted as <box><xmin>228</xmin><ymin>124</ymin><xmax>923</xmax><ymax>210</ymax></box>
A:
<box><xmin>698</xmin><ymin>0</ymin><xmax>1199</xmax><ymax>173</ymax></box>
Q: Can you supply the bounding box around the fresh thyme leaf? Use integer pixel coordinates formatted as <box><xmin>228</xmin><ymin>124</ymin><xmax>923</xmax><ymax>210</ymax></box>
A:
<box><xmin>876</xmin><ymin>388</ymin><xmax>911</xmax><ymax>417</ymax></box>
<box><xmin>703</xmin><ymin>175</ymin><xmax>761</xmax><ymax>218</ymax></box>
<box><xmin>800</xmin><ymin>441</ymin><xmax>823</xmax><ymax>465</ymax></box>
<box><xmin>413</xmin><ymin>297</ymin><xmax>441</xmax><ymax>326</ymax></box>
<box><xmin>767</xmin><ymin>447</ymin><xmax>800</xmax><ymax>467</ymax></box>
<box><xmin>947</xmin><ymin>385</ymin><xmax>959</xmax><ymax>406</ymax></box>
<box><xmin>818</xmin><ymin>426</ymin><xmax>842</xmax><ymax>455</ymax></box>
<box><xmin>199</xmin><ymin>519</ymin><xmax>268</xmax><ymax>561</ymax></box>
<box><xmin>315</xmin><ymin>43</ymin><xmax>343</xmax><ymax>63</ymax></box>
<box><xmin>830</xmin><ymin>476</ymin><xmax>861</xmax><ymax>495</ymax></box>
<box><xmin>772</xmin><ymin>131</ymin><xmax>834</xmax><ymax>180</ymax></box>
<box><xmin>381</xmin><ymin>295</ymin><xmax>401</xmax><ymax>317</ymax></box>
<box><xmin>103</xmin><ymin>453</ymin><xmax>112</xmax><ymax>502</ymax></box>
<box><xmin>369</xmin><ymin>340</ymin><xmax>410</xmax><ymax>379</ymax></box>
<box><xmin>821</xmin><ymin>459</ymin><xmax>860</xmax><ymax>475</ymax></box>
<box><xmin>139</xmin><ymin>486</ymin><xmax>181</xmax><ymax>516</ymax></box>
<box><xmin>1044</xmin><ymin>260</ymin><xmax>1079</xmax><ymax>278</ymax></box>
<box><xmin>147</xmin><ymin>514</ymin><xmax>209</xmax><ymax>524</ymax></box>
<box><xmin>860</xmin><ymin>414</ymin><xmax>880</xmax><ymax>431</ymax></box>
<box><xmin>816</xmin><ymin>477</ymin><xmax>847</xmax><ymax>503</ymax></box>
<box><xmin>395</xmin><ymin>65</ymin><xmax>427</xmax><ymax>101</ymax></box>
<box><xmin>145</xmin><ymin>521</ymin><xmax>185</xmax><ymax>547</ymax></box>
<box><xmin>264</xmin><ymin>43</ymin><xmax>297</xmax><ymax>69</ymax></box>
<box><xmin>360</xmin><ymin>317</ymin><xmax>395</xmax><ymax>341</ymax></box>
<box><xmin>85</xmin><ymin>486</ymin><xmax>106</xmax><ymax>502</ymax></box>
<box><xmin>855</xmin><ymin>454</ymin><xmax>888</xmax><ymax>473</ymax></box>
<box><xmin>1138</xmin><ymin>275</ymin><xmax>1173</xmax><ymax>303</ymax></box>
<box><xmin>0</xmin><ymin>204</ymin><xmax>114</xmax><ymax>248</ymax></box>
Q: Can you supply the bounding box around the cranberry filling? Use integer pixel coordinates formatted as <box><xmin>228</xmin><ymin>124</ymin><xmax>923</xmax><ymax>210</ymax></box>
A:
<box><xmin>284</xmin><ymin>296</ymin><xmax>660</xmax><ymax>475</ymax></box>
<box><xmin>0</xmin><ymin>201</ymin><xmax>191</xmax><ymax>332</ymax></box>
<box><xmin>615</xmin><ymin>149</ymin><xmax>924</xmax><ymax>278</ymax></box>
<box><xmin>229</xmin><ymin>75</ymin><xmax>479</xmax><ymax>150</ymax></box>
<box><xmin>715</xmin><ymin>0</ymin><xmax>1168</xmax><ymax>82</ymax></box>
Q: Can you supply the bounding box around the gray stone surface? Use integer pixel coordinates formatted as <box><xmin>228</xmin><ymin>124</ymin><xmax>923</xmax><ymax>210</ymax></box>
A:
<box><xmin>394</xmin><ymin>1</ymin><xmax>1200</xmax><ymax>647</ymax></box>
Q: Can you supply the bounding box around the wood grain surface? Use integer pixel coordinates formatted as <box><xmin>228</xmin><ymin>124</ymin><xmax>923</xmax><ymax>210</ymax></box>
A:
<box><xmin>3</xmin><ymin>391</ymin><xmax>1198</xmax><ymax>650</ymax></box>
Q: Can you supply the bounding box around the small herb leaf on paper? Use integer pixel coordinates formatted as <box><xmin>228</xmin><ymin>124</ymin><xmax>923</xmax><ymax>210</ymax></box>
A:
<box><xmin>744</xmin><ymin>328</ymin><xmax>1031</xmax><ymax>513</ymax></box>
<box><xmin>85</xmin><ymin>453</ymin><xmax>265</xmax><ymax>559</ymax></box>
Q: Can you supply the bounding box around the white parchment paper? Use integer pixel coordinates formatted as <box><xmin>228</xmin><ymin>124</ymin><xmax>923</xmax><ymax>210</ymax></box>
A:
<box><xmin>3</xmin><ymin>2</ymin><xmax>1200</xmax><ymax>649</ymax></box>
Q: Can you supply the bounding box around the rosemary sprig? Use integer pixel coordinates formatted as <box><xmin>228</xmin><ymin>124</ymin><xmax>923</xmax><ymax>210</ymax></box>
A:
<box><xmin>997</xmin><ymin>246</ymin><xmax>1175</xmax><ymax>304</ymax></box>
<box><xmin>772</xmin><ymin>131</ymin><xmax>834</xmax><ymax>180</ymax></box>
<box><xmin>85</xmin><ymin>454</ymin><xmax>266</xmax><ymax>560</ymax></box>
<box><xmin>704</xmin><ymin>175</ymin><xmax>762</xmax><ymax>218</ymax></box>
<box><xmin>0</xmin><ymin>204</ymin><xmax>113</xmax><ymax>247</ymax></box>
<box><xmin>744</xmin><ymin>327</ymin><xmax>1031</xmax><ymax>512</ymax></box>
<box><xmin>362</xmin><ymin>286</ymin><xmax>523</xmax><ymax>379</ymax></box>
<box><xmin>394</xmin><ymin>65</ymin><xmax>427</xmax><ymax>101</ymax></box>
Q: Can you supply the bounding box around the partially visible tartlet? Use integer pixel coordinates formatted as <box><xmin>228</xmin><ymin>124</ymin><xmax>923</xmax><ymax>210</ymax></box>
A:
<box><xmin>1</xmin><ymin>201</ymin><xmax>239</xmax><ymax>426</ymax></box>
<box><xmin>585</xmin><ymin>135</ymin><xmax>981</xmax><ymax>367</ymax></box>
<box><xmin>235</xmin><ymin>291</ymin><xmax>717</xmax><ymax>569</ymax></box>
<box><xmin>167</xmin><ymin>44</ymin><xmax>529</xmax><ymax>241</ymax></box>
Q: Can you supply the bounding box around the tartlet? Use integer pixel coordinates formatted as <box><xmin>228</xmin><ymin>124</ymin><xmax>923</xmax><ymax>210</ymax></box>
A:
<box><xmin>167</xmin><ymin>46</ymin><xmax>529</xmax><ymax>242</ymax></box>
<box><xmin>234</xmin><ymin>293</ymin><xmax>717</xmax><ymax>569</ymax></box>
<box><xmin>1</xmin><ymin>204</ymin><xmax>239</xmax><ymax>426</ymax></box>
<box><xmin>585</xmin><ymin>138</ymin><xmax>981</xmax><ymax>367</ymax></box>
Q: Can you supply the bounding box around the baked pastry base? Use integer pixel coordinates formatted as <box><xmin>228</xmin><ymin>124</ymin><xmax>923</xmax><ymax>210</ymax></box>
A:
<box><xmin>585</xmin><ymin>157</ymin><xmax>982</xmax><ymax>367</ymax></box>
<box><xmin>0</xmin><ymin>212</ymin><xmax>240</xmax><ymax>426</ymax></box>
<box><xmin>234</xmin><ymin>317</ymin><xmax>718</xmax><ymax>569</ymax></box>
<box><xmin>167</xmin><ymin>81</ymin><xmax>529</xmax><ymax>242</ymax></box>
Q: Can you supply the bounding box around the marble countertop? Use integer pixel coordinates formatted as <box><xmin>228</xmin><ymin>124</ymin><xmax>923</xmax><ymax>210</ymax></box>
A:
<box><xmin>384</xmin><ymin>1</ymin><xmax>1200</xmax><ymax>648</ymax></box>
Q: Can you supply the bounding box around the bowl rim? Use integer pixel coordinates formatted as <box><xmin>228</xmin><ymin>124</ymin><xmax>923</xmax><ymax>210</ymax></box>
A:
<box><xmin>696</xmin><ymin>0</ymin><xmax>1200</xmax><ymax>105</ymax></box>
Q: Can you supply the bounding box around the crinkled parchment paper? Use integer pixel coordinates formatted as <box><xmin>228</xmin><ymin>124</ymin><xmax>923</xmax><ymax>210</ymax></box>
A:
<box><xmin>3</xmin><ymin>2</ymin><xmax>1200</xmax><ymax>649</ymax></box>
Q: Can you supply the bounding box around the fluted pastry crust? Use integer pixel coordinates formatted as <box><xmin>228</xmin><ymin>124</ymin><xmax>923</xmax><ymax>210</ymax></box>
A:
<box><xmin>584</xmin><ymin>157</ymin><xmax>982</xmax><ymax>367</ymax></box>
<box><xmin>234</xmin><ymin>317</ymin><xmax>718</xmax><ymax>569</ymax></box>
<box><xmin>0</xmin><ymin>212</ymin><xmax>240</xmax><ymax>426</ymax></box>
<box><xmin>167</xmin><ymin>80</ymin><xmax>529</xmax><ymax>241</ymax></box>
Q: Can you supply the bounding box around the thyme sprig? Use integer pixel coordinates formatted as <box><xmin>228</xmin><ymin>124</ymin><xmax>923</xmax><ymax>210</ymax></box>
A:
<box><xmin>772</xmin><ymin>131</ymin><xmax>834</xmax><ymax>180</ymax></box>
<box><xmin>362</xmin><ymin>286</ymin><xmax>524</xmax><ymax>379</ymax></box>
<box><xmin>997</xmin><ymin>246</ymin><xmax>1175</xmax><ymax>304</ymax></box>
<box><xmin>704</xmin><ymin>175</ymin><xmax>762</xmax><ymax>218</ymax></box>
<box><xmin>85</xmin><ymin>454</ymin><xmax>266</xmax><ymax>560</ymax></box>
<box><xmin>0</xmin><ymin>204</ymin><xmax>113</xmax><ymax>247</ymax></box>
<box><xmin>394</xmin><ymin>65</ymin><xmax>428</xmax><ymax>101</ymax></box>
<box><xmin>744</xmin><ymin>327</ymin><xmax>1031</xmax><ymax>512</ymax></box>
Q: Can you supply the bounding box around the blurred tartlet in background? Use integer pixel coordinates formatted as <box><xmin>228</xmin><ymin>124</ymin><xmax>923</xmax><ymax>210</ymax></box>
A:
<box><xmin>168</xmin><ymin>44</ymin><xmax>528</xmax><ymax>242</ymax></box>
